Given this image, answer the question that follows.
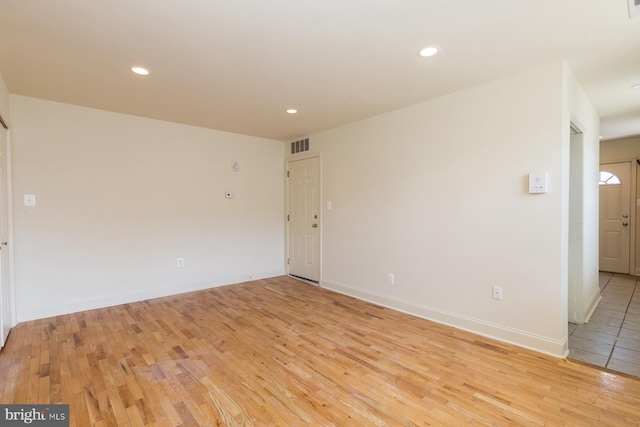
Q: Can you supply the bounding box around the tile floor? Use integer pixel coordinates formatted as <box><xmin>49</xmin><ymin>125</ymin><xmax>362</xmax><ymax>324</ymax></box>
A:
<box><xmin>568</xmin><ymin>272</ymin><xmax>640</xmax><ymax>378</ymax></box>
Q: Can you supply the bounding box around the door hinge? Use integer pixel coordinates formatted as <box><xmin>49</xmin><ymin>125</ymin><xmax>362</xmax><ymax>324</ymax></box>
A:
<box><xmin>287</xmin><ymin>258</ymin><xmax>290</xmax><ymax>265</ymax></box>
<box><xmin>287</xmin><ymin>214</ymin><xmax>290</xmax><ymax>221</ymax></box>
<box><xmin>287</xmin><ymin>171</ymin><xmax>290</xmax><ymax>178</ymax></box>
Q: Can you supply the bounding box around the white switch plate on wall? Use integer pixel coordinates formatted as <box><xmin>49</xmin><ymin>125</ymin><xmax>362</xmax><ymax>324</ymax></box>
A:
<box><xmin>528</xmin><ymin>172</ymin><xmax>547</xmax><ymax>194</ymax></box>
<box><xmin>24</xmin><ymin>194</ymin><xmax>36</xmax><ymax>206</ymax></box>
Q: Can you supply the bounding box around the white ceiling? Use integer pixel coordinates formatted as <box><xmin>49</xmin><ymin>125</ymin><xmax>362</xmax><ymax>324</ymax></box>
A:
<box><xmin>0</xmin><ymin>0</ymin><xmax>639</xmax><ymax>142</ymax></box>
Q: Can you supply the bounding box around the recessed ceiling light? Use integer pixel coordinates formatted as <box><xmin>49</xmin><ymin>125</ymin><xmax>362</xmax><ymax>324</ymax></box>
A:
<box><xmin>286</xmin><ymin>109</ymin><xmax>298</xmax><ymax>114</ymax></box>
<box><xmin>418</xmin><ymin>46</ymin><xmax>440</xmax><ymax>58</ymax></box>
<box><xmin>632</xmin><ymin>83</ymin><xmax>640</xmax><ymax>90</ymax></box>
<box><xmin>131</xmin><ymin>66</ymin><xmax>149</xmax><ymax>76</ymax></box>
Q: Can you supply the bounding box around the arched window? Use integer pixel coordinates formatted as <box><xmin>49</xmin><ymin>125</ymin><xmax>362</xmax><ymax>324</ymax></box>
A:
<box><xmin>599</xmin><ymin>170</ymin><xmax>621</xmax><ymax>185</ymax></box>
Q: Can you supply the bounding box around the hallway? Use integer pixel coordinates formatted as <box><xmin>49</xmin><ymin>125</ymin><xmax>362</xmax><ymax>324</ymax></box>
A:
<box><xmin>568</xmin><ymin>273</ymin><xmax>640</xmax><ymax>377</ymax></box>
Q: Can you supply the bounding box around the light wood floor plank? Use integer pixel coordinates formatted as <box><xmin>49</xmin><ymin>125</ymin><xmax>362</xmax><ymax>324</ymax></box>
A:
<box><xmin>1</xmin><ymin>276</ymin><xmax>640</xmax><ymax>425</ymax></box>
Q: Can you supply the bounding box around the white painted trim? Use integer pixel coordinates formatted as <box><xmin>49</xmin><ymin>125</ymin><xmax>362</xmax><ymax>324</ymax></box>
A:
<box><xmin>5</xmin><ymin>129</ymin><xmax>15</xmax><ymax>328</ymax></box>
<box><xmin>583</xmin><ymin>290</ymin><xmax>602</xmax><ymax>323</ymax></box>
<box><xmin>630</xmin><ymin>159</ymin><xmax>637</xmax><ymax>275</ymax></box>
<box><xmin>16</xmin><ymin>270</ymin><xmax>284</xmax><ymax>323</ymax></box>
<box><xmin>321</xmin><ymin>279</ymin><xmax>569</xmax><ymax>358</ymax></box>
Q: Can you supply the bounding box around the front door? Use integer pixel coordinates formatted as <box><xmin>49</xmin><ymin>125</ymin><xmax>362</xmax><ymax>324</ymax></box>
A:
<box><xmin>599</xmin><ymin>162</ymin><xmax>631</xmax><ymax>274</ymax></box>
<box><xmin>287</xmin><ymin>156</ymin><xmax>320</xmax><ymax>283</ymax></box>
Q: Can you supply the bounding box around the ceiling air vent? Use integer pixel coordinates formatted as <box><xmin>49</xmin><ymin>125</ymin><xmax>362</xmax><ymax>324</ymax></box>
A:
<box><xmin>290</xmin><ymin>138</ymin><xmax>310</xmax><ymax>154</ymax></box>
<box><xmin>629</xmin><ymin>0</ymin><xmax>640</xmax><ymax>18</ymax></box>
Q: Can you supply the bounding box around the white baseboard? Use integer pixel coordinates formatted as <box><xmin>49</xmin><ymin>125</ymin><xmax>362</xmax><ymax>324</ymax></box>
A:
<box><xmin>583</xmin><ymin>288</ymin><xmax>602</xmax><ymax>323</ymax></box>
<box><xmin>17</xmin><ymin>270</ymin><xmax>284</xmax><ymax>323</ymax></box>
<box><xmin>321</xmin><ymin>279</ymin><xmax>568</xmax><ymax>358</ymax></box>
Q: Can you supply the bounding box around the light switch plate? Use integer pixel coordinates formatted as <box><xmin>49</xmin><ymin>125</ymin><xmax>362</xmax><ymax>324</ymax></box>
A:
<box><xmin>529</xmin><ymin>172</ymin><xmax>547</xmax><ymax>194</ymax></box>
<box><xmin>24</xmin><ymin>194</ymin><xmax>36</xmax><ymax>206</ymax></box>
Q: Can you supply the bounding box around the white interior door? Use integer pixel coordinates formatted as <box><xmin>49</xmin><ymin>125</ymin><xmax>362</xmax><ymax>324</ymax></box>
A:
<box><xmin>287</xmin><ymin>156</ymin><xmax>320</xmax><ymax>283</ymax></box>
<box><xmin>0</xmin><ymin>126</ymin><xmax>10</xmax><ymax>348</ymax></box>
<box><xmin>599</xmin><ymin>162</ymin><xmax>631</xmax><ymax>274</ymax></box>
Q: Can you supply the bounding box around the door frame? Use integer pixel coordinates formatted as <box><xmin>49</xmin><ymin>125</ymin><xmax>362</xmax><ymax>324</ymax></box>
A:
<box><xmin>285</xmin><ymin>152</ymin><xmax>322</xmax><ymax>284</ymax></box>
<box><xmin>0</xmin><ymin>122</ymin><xmax>16</xmax><ymax>347</ymax></box>
<box><xmin>6</xmin><ymin>128</ymin><xmax>15</xmax><ymax>328</ymax></box>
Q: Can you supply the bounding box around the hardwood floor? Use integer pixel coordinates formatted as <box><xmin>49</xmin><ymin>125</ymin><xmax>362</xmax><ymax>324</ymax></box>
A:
<box><xmin>1</xmin><ymin>276</ymin><xmax>639</xmax><ymax>426</ymax></box>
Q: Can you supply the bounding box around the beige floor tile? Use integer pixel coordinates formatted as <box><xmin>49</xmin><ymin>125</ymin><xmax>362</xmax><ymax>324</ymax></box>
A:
<box><xmin>599</xmin><ymin>274</ymin><xmax>613</xmax><ymax>289</ymax></box>
<box><xmin>618</xmin><ymin>328</ymin><xmax>640</xmax><ymax>340</ymax></box>
<box><xmin>589</xmin><ymin>309</ymin><xmax>625</xmax><ymax>327</ymax></box>
<box><xmin>570</xmin><ymin>327</ymin><xmax>617</xmax><ymax>345</ymax></box>
<box><xmin>609</xmin><ymin>273</ymin><xmax>636</xmax><ymax>284</ymax></box>
<box><xmin>599</xmin><ymin>272</ymin><xmax>613</xmax><ymax>281</ymax></box>
<box><xmin>609</xmin><ymin>346</ymin><xmax>640</xmax><ymax>364</ymax></box>
<box><xmin>575</xmin><ymin>322</ymin><xmax>619</xmax><ymax>336</ymax></box>
<box><xmin>607</xmin><ymin>358</ymin><xmax>640</xmax><ymax>377</ymax></box>
<box><xmin>601</xmin><ymin>291</ymin><xmax>632</xmax><ymax>301</ymax></box>
<box><xmin>598</xmin><ymin>299</ymin><xmax>630</xmax><ymax>312</ymax></box>
<box><xmin>568</xmin><ymin>347</ymin><xmax>608</xmax><ymax>368</ymax></box>
<box><xmin>569</xmin><ymin>336</ymin><xmax>613</xmax><ymax>357</ymax></box>
<box><xmin>623</xmin><ymin>319</ymin><xmax>640</xmax><ymax>332</ymax></box>
<box><xmin>602</xmin><ymin>288</ymin><xmax>634</xmax><ymax>298</ymax></box>
<box><xmin>606</xmin><ymin>284</ymin><xmax>635</xmax><ymax>292</ymax></box>
<box><xmin>625</xmin><ymin>312</ymin><xmax>640</xmax><ymax>323</ymax></box>
<box><xmin>569</xmin><ymin>273</ymin><xmax>639</xmax><ymax>378</ymax></box>
<box><xmin>616</xmin><ymin>336</ymin><xmax>640</xmax><ymax>351</ymax></box>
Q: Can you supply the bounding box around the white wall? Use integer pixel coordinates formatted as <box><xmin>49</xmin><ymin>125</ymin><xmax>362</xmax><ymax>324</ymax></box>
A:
<box><xmin>563</xmin><ymin>65</ymin><xmax>601</xmax><ymax>325</ymax></box>
<box><xmin>301</xmin><ymin>61</ymin><xmax>598</xmax><ymax>357</ymax></box>
<box><xmin>10</xmin><ymin>95</ymin><xmax>285</xmax><ymax>322</ymax></box>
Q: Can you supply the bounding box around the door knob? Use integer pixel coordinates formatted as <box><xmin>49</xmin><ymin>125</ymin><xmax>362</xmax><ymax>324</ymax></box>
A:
<box><xmin>312</xmin><ymin>224</ymin><xmax>318</xmax><ymax>228</ymax></box>
<box><xmin>623</xmin><ymin>214</ymin><xmax>629</xmax><ymax>218</ymax></box>
<box><xmin>623</xmin><ymin>222</ymin><xmax>629</xmax><ymax>226</ymax></box>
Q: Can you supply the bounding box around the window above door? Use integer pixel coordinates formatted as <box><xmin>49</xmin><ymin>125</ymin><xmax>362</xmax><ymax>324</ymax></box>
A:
<box><xmin>599</xmin><ymin>170</ymin><xmax>621</xmax><ymax>185</ymax></box>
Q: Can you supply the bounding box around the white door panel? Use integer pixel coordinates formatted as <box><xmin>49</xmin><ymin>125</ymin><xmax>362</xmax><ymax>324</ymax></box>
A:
<box><xmin>288</xmin><ymin>156</ymin><xmax>320</xmax><ymax>283</ymax></box>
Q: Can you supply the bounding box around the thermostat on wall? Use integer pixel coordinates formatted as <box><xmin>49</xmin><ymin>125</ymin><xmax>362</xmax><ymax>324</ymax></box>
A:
<box><xmin>529</xmin><ymin>172</ymin><xmax>548</xmax><ymax>194</ymax></box>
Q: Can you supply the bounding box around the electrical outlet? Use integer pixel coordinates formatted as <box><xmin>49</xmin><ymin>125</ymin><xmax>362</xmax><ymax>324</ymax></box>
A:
<box><xmin>492</xmin><ymin>286</ymin><xmax>502</xmax><ymax>300</ymax></box>
<box><xmin>387</xmin><ymin>273</ymin><xmax>395</xmax><ymax>285</ymax></box>
<box><xmin>177</xmin><ymin>257</ymin><xmax>185</xmax><ymax>268</ymax></box>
